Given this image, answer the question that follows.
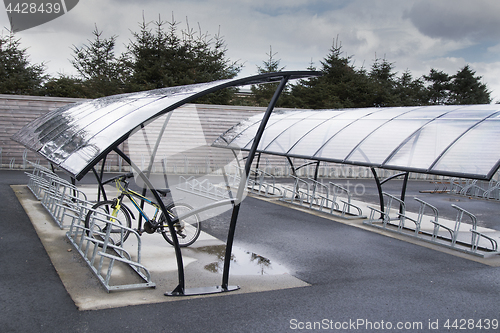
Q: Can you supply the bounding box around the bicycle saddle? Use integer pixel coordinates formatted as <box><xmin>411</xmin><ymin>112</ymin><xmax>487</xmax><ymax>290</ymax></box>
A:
<box><xmin>156</xmin><ymin>189</ymin><xmax>171</xmax><ymax>197</ymax></box>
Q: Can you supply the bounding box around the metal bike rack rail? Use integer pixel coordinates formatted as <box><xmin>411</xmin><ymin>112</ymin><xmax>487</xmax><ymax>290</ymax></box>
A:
<box><xmin>177</xmin><ymin>175</ymin><xmax>231</xmax><ymax>201</ymax></box>
<box><xmin>365</xmin><ymin>193</ymin><xmax>499</xmax><ymax>257</ymax></box>
<box><xmin>67</xmin><ymin>207</ymin><xmax>156</xmax><ymax>292</ymax></box>
<box><xmin>25</xmin><ymin>162</ymin><xmax>56</xmax><ymax>200</ymax></box>
<box><xmin>280</xmin><ymin>175</ymin><xmax>364</xmax><ymax>219</ymax></box>
<box><xmin>40</xmin><ymin>173</ymin><xmax>88</xmax><ymax>229</ymax></box>
<box><xmin>27</xmin><ymin>163</ymin><xmax>155</xmax><ymax>292</ymax></box>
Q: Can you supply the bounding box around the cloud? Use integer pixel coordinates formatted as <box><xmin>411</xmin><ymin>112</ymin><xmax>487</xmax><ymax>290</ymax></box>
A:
<box><xmin>0</xmin><ymin>0</ymin><xmax>498</xmax><ymax>100</ymax></box>
<box><xmin>250</xmin><ymin>0</ymin><xmax>350</xmax><ymax>17</ymax></box>
<box><xmin>405</xmin><ymin>0</ymin><xmax>500</xmax><ymax>42</ymax></box>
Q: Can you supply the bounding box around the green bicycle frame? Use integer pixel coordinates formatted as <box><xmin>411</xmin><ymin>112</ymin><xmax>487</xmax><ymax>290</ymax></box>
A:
<box><xmin>114</xmin><ymin>179</ymin><xmax>163</xmax><ymax>229</ymax></box>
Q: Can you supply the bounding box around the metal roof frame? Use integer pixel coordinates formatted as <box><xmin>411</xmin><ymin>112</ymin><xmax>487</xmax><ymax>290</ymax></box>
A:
<box><xmin>213</xmin><ymin>105</ymin><xmax>500</xmax><ymax>181</ymax></box>
<box><xmin>13</xmin><ymin>71</ymin><xmax>320</xmax><ymax>181</ymax></box>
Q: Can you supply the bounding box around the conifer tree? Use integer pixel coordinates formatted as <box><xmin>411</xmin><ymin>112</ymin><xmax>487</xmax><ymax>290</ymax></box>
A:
<box><xmin>124</xmin><ymin>15</ymin><xmax>242</xmax><ymax>104</ymax></box>
<box><xmin>70</xmin><ymin>25</ymin><xmax>126</xmax><ymax>97</ymax></box>
<box><xmin>0</xmin><ymin>31</ymin><xmax>46</xmax><ymax>95</ymax></box>
<box><xmin>394</xmin><ymin>70</ymin><xmax>426</xmax><ymax>106</ymax></box>
<box><xmin>423</xmin><ymin>69</ymin><xmax>451</xmax><ymax>105</ymax></box>
<box><xmin>250</xmin><ymin>46</ymin><xmax>286</xmax><ymax>106</ymax></box>
<box><xmin>368</xmin><ymin>57</ymin><xmax>398</xmax><ymax>107</ymax></box>
<box><xmin>448</xmin><ymin>65</ymin><xmax>491</xmax><ymax>104</ymax></box>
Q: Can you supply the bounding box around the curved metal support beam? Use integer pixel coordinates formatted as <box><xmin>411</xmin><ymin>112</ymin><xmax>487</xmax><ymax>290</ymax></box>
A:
<box><xmin>371</xmin><ymin>167</ymin><xmax>384</xmax><ymax>218</ymax></box>
<box><xmin>286</xmin><ymin>156</ymin><xmax>297</xmax><ymax>177</ymax></box>
<box><xmin>371</xmin><ymin>168</ymin><xmax>410</xmax><ymax>216</ymax></box>
<box><xmin>221</xmin><ymin>75</ymin><xmax>291</xmax><ymax>291</ymax></box>
<box><xmin>313</xmin><ymin>160</ymin><xmax>321</xmax><ymax>181</ymax></box>
<box><xmin>72</xmin><ymin>71</ymin><xmax>321</xmax><ymax>181</ymax></box>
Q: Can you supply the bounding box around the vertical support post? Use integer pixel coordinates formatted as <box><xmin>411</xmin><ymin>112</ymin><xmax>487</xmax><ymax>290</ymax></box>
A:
<box><xmin>286</xmin><ymin>156</ymin><xmax>297</xmax><ymax>177</ymax></box>
<box><xmin>371</xmin><ymin>167</ymin><xmax>384</xmax><ymax>218</ymax></box>
<box><xmin>254</xmin><ymin>152</ymin><xmax>262</xmax><ymax>182</ymax></box>
<box><xmin>94</xmin><ymin>155</ymin><xmax>108</xmax><ymax>201</ymax></box>
<box><xmin>313</xmin><ymin>160</ymin><xmax>320</xmax><ymax>181</ymax></box>
<box><xmin>221</xmin><ymin>76</ymin><xmax>290</xmax><ymax>290</ymax></box>
<box><xmin>92</xmin><ymin>167</ymin><xmax>107</xmax><ymax>202</ymax></box>
<box><xmin>400</xmin><ymin>172</ymin><xmax>410</xmax><ymax>214</ymax></box>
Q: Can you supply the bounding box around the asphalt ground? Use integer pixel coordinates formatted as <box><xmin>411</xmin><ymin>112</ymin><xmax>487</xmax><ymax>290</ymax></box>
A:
<box><xmin>1</xmin><ymin>170</ymin><xmax>499</xmax><ymax>333</ymax></box>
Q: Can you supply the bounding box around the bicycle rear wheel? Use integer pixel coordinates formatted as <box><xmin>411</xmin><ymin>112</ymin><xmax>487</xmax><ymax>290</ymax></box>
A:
<box><xmin>160</xmin><ymin>203</ymin><xmax>201</xmax><ymax>247</ymax></box>
<box><xmin>85</xmin><ymin>200</ymin><xmax>132</xmax><ymax>247</ymax></box>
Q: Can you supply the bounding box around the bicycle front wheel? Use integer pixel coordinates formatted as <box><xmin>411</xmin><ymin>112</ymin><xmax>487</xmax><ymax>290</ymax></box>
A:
<box><xmin>160</xmin><ymin>203</ymin><xmax>201</xmax><ymax>247</ymax></box>
<box><xmin>85</xmin><ymin>200</ymin><xmax>132</xmax><ymax>247</ymax></box>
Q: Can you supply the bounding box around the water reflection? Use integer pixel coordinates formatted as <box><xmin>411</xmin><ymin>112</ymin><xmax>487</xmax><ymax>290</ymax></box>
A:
<box><xmin>193</xmin><ymin>245</ymin><xmax>288</xmax><ymax>275</ymax></box>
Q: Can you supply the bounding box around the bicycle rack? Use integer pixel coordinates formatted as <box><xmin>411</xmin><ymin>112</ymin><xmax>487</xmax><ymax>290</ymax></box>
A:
<box><xmin>26</xmin><ymin>162</ymin><xmax>156</xmax><ymax>292</ymax></box>
<box><xmin>246</xmin><ymin>168</ymin><xmax>283</xmax><ymax>198</ymax></box>
<box><xmin>365</xmin><ymin>193</ymin><xmax>499</xmax><ymax>257</ymax></box>
<box><xmin>41</xmin><ymin>174</ymin><xmax>88</xmax><ymax>229</ymax></box>
<box><xmin>66</xmin><ymin>207</ymin><xmax>156</xmax><ymax>292</ymax></box>
<box><xmin>280</xmin><ymin>176</ymin><xmax>364</xmax><ymax>219</ymax></box>
<box><xmin>25</xmin><ymin>162</ymin><xmax>56</xmax><ymax>200</ymax></box>
<box><xmin>177</xmin><ymin>175</ymin><xmax>231</xmax><ymax>201</ymax></box>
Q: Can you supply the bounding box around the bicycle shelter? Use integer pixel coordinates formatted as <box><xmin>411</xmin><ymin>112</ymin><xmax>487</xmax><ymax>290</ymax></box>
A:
<box><xmin>12</xmin><ymin>71</ymin><xmax>322</xmax><ymax>296</ymax></box>
<box><xmin>213</xmin><ymin>106</ymin><xmax>500</xmax><ymax>255</ymax></box>
<box><xmin>12</xmin><ymin>73</ymin><xmax>500</xmax><ymax>295</ymax></box>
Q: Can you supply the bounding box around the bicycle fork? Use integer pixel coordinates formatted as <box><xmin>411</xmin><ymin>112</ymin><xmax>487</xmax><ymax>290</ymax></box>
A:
<box><xmin>110</xmin><ymin>197</ymin><xmax>122</xmax><ymax>222</ymax></box>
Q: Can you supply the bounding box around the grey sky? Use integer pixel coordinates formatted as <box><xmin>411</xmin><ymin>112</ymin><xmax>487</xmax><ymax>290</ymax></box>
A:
<box><xmin>2</xmin><ymin>0</ymin><xmax>499</xmax><ymax>101</ymax></box>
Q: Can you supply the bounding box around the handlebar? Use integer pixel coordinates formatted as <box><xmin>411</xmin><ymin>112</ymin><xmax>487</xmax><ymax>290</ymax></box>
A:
<box><xmin>102</xmin><ymin>172</ymin><xmax>134</xmax><ymax>185</ymax></box>
<box><xmin>101</xmin><ymin>173</ymin><xmax>170</xmax><ymax>196</ymax></box>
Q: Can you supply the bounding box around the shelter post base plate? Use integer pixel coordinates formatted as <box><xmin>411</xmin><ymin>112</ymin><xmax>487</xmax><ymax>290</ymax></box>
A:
<box><xmin>165</xmin><ymin>285</ymin><xmax>240</xmax><ymax>296</ymax></box>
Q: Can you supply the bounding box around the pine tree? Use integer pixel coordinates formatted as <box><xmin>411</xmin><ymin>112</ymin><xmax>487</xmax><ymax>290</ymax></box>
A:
<box><xmin>250</xmin><ymin>46</ymin><xmax>286</xmax><ymax>106</ymax></box>
<box><xmin>43</xmin><ymin>75</ymin><xmax>88</xmax><ymax>98</ymax></box>
<box><xmin>394</xmin><ymin>70</ymin><xmax>426</xmax><ymax>106</ymax></box>
<box><xmin>124</xmin><ymin>15</ymin><xmax>242</xmax><ymax>104</ymax></box>
<box><xmin>368</xmin><ymin>57</ymin><xmax>398</xmax><ymax>107</ymax></box>
<box><xmin>314</xmin><ymin>38</ymin><xmax>373</xmax><ymax>108</ymax></box>
<box><xmin>448</xmin><ymin>65</ymin><xmax>491</xmax><ymax>104</ymax></box>
<box><xmin>0</xmin><ymin>31</ymin><xmax>46</xmax><ymax>95</ymax></box>
<box><xmin>70</xmin><ymin>25</ymin><xmax>127</xmax><ymax>97</ymax></box>
<box><xmin>423</xmin><ymin>69</ymin><xmax>451</xmax><ymax>105</ymax></box>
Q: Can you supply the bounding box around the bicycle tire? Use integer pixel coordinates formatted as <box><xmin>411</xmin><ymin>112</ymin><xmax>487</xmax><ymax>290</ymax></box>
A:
<box><xmin>85</xmin><ymin>200</ymin><xmax>132</xmax><ymax>247</ymax></box>
<box><xmin>160</xmin><ymin>202</ymin><xmax>201</xmax><ymax>247</ymax></box>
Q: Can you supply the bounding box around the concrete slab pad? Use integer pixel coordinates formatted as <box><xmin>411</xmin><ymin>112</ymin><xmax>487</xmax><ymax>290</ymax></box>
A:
<box><xmin>257</xmin><ymin>195</ymin><xmax>500</xmax><ymax>267</ymax></box>
<box><xmin>12</xmin><ymin>185</ymin><xmax>309</xmax><ymax>311</ymax></box>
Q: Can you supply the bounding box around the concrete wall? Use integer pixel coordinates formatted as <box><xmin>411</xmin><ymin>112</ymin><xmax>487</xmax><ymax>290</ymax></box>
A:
<box><xmin>0</xmin><ymin>94</ymin><xmax>271</xmax><ymax>173</ymax></box>
<box><xmin>0</xmin><ymin>94</ymin><xmax>86</xmax><ymax>168</ymax></box>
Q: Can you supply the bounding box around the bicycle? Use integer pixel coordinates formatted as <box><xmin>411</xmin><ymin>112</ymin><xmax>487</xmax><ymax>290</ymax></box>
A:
<box><xmin>84</xmin><ymin>172</ymin><xmax>201</xmax><ymax>247</ymax></box>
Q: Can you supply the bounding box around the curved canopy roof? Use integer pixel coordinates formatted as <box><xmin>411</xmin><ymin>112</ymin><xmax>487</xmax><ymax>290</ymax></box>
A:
<box><xmin>12</xmin><ymin>71</ymin><xmax>320</xmax><ymax>180</ymax></box>
<box><xmin>213</xmin><ymin>104</ymin><xmax>500</xmax><ymax>180</ymax></box>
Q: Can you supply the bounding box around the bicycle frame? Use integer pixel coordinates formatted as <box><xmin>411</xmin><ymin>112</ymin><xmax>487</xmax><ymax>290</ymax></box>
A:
<box><xmin>89</xmin><ymin>173</ymin><xmax>201</xmax><ymax>248</ymax></box>
<box><xmin>113</xmin><ymin>178</ymin><xmax>164</xmax><ymax>231</ymax></box>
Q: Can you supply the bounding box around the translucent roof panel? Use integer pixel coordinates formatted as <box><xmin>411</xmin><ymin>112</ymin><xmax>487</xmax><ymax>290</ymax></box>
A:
<box><xmin>264</xmin><ymin>111</ymin><xmax>334</xmax><ymax>154</ymax></box>
<box><xmin>346</xmin><ymin>118</ymin><xmax>429</xmax><ymax>164</ymax></box>
<box><xmin>384</xmin><ymin>119</ymin><xmax>477</xmax><ymax>169</ymax></box>
<box><xmin>432</xmin><ymin>117</ymin><xmax>500</xmax><ymax>176</ymax></box>
<box><xmin>213</xmin><ymin>105</ymin><xmax>500</xmax><ymax>179</ymax></box>
<box><xmin>12</xmin><ymin>71</ymin><xmax>322</xmax><ymax>179</ymax></box>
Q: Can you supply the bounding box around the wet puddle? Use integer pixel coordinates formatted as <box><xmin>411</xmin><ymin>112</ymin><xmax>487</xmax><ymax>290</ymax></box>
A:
<box><xmin>193</xmin><ymin>245</ymin><xmax>289</xmax><ymax>275</ymax></box>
